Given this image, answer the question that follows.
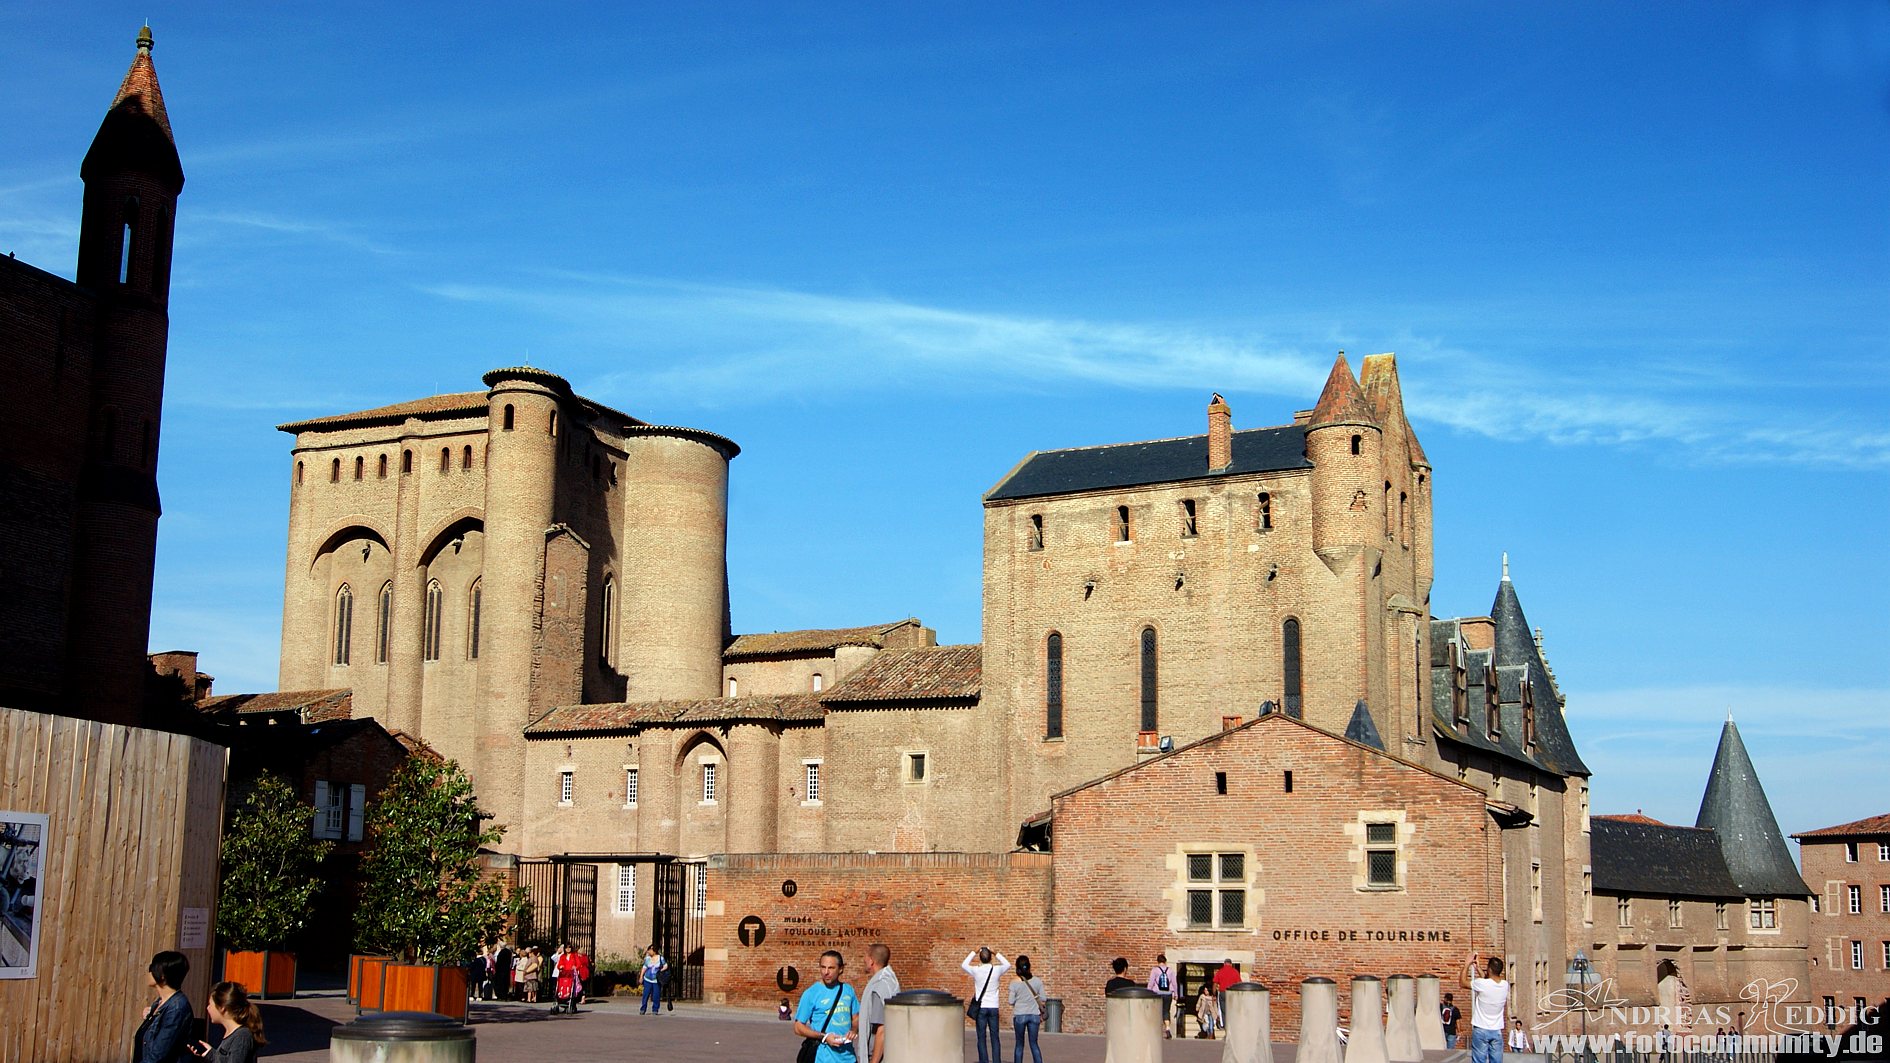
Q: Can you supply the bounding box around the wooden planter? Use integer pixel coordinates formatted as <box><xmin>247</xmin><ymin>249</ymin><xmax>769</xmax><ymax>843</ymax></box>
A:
<box><xmin>354</xmin><ymin>956</ymin><xmax>391</xmax><ymax>1012</ymax></box>
<box><xmin>375</xmin><ymin>963</ymin><xmax>469</xmax><ymax>1022</ymax></box>
<box><xmin>348</xmin><ymin>954</ymin><xmax>389</xmax><ymax>1005</ymax></box>
<box><xmin>223</xmin><ymin>950</ymin><xmax>297</xmax><ymax>999</ymax></box>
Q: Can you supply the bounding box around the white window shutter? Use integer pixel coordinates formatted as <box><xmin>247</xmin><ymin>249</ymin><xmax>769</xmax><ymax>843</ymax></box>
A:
<box><xmin>347</xmin><ymin>784</ymin><xmax>366</xmax><ymax>841</ymax></box>
<box><xmin>313</xmin><ymin>781</ymin><xmax>332</xmax><ymax>839</ymax></box>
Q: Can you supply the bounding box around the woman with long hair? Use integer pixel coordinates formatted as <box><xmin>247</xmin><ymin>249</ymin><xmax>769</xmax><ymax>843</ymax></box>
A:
<box><xmin>1007</xmin><ymin>954</ymin><xmax>1048</xmax><ymax>1063</ymax></box>
<box><xmin>188</xmin><ymin>981</ymin><xmax>266</xmax><ymax>1062</ymax></box>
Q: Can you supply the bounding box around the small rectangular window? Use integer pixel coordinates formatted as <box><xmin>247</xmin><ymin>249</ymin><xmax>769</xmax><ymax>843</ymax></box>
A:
<box><xmin>1852</xmin><ymin>941</ymin><xmax>1864</xmax><ymax>970</ymax></box>
<box><xmin>559</xmin><ymin>771</ymin><xmax>573</xmax><ymax>805</ymax></box>
<box><xmin>1879</xmin><ymin>842</ymin><xmax>1889</xmax><ymax>861</ymax></box>
<box><xmin>1881</xmin><ymin>885</ymin><xmax>1889</xmax><ymax>913</ymax></box>
<box><xmin>1750</xmin><ymin>898</ymin><xmax>1777</xmax><ymax>929</ymax></box>
<box><xmin>1715</xmin><ymin>902</ymin><xmax>1728</xmax><ymax>930</ymax></box>
<box><xmin>624</xmin><ymin>767</ymin><xmax>638</xmax><ymax>807</ymax></box>
<box><xmin>1182</xmin><ymin>849</ymin><xmax>1248</xmax><ymax>929</ymax></box>
<box><xmin>1669</xmin><ymin>898</ymin><xmax>1683</xmax><ymax>928</ymax></box>
<box><xmin>1846</xmin><ymin>842</ymin><xmax>1858</xmax><ymax>862</ymax></box>
<box><xmin>1218</xmin><ymin>852</ymin><xmax>1244</xmax><ymax>880</ymax></box>
<box><xmin>1283</xmin><ymin>770</ymin><xmax>1293</xmax><ymax>793</ymax></box>
<box><xmin>1116</xmin><ymin>505</ymin><xmax>1131</xmax><ymax>542</ymax></box>
<box><xmin>1882</xmin><ymin>941</ymin><xmax>1889</xmax><ymax>968</ymax></box>
<box><xmin>1218</xmin><ymin>889</ymin><xmax>1245</xmax><ymax>927</ymax></box>
<box><xmin>804</xmin><ymin>761</ymin><xmax>821</xmax><ymax>804</ymax></box>
<box><xmin>1028</xmin><ymin>513</ymin><xmax>1044</xmax><ymax>551</ymax></box>
<box><xmin>1214</xmin><ymin>771</ymin><xmax>1227</xmax><ymax>795</ymax></box>
<box><xmin>1618</xmin><ymin>897</ymin><xmax>1632</xmax><ymax>928</ymax></box>
<box><xmin>1367</xmin><ymin>850</ymin><xmax>1397</xmax><ymax>887</ymax></box>
<box><xmin>1187</xmin><ymin>889</ymin><xmax>1214</xmax><ymax>927</ymax></box>
<box><xmin>907</xmin><ymin>752</ymin><xmax>926</xmax><ymax>782</ymax></box>
<box><xmin>1187</xmin><ymin>853</ymin><xmax>1213</xmax><ymax>882</ymax></box>
<box><xmin>1257</xmin><ymin>492</ymin><xmax>1272</xmax><ymax>531</ymax></box>
<box><xmin>1179</xmin><ymin>498</ymin><xmax>1197</xmax><ymax>537</ymax></box>
<box><xmin>702</xmin><ymin>762</ymin><xmax>717</xmax><ymax>803</ymax></box>
<box><xmin>616</xmin><ymin>864</ymin><xmax>635</xmax><ymax>915</ymax></box>
<box><xmin>1850</xmin><ymin>885</ymin><xmax>1862</xmax><ymax>914</ymax></box>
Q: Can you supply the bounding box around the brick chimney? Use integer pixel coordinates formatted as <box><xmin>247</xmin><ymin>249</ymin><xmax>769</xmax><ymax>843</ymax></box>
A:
<box><xmin>1207</xmin><ymin>393</ymin><xmax>1232</xmax><ymax>471</ymax></box>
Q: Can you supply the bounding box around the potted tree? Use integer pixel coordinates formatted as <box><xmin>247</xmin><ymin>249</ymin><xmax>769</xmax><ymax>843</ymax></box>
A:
<box><xmin>217</xmin><ymin>773</ymin><xmax>332</xmax><ymax>999</ymax></box>
<box><xmin>354</xmin><ymin>757</ymin><xmax>521</xmax><ymax>1021</ymax></box>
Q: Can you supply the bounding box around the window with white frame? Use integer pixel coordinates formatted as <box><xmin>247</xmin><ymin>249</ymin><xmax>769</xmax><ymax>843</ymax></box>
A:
<box><xmin>1850</xmin><ymin>885</ymin><xmax>1862</xmax><ymax>914</ymax></box>
<box><xmin>1846</xmin><ymin>842</ymin><xmax>1859</xmax><ymax>862</ymax></box>
<box><xmin>1852</xmin><ymin>940</ymin><xmax>1863</xmax><ymax>970</ymax></box>
<box><xmin>726</xmin><ymin>676</ymin><xmax>738</xmax><ymax>697</ymax></box>
<box><xmin>693</xmin><ymin>868</ymin><xmax>707</xmax><ymax>917</ymax></box>
<box><xmin>312</xmin><ymin>781</ymin><xmax>365</xmax><ymax>842</ymax></box>
<box><xmin>1879</xmin><ymin>842</ymin><xmax>1889</xmax><ymax>861</ymax></box>
<box><xmin>1881</xmin><ymin>941</ymin><xmax>1889</xmax><ymax>969</ymax></box>
<box><xmin>804</xmin><ymin>761</ymin><xmax>822</xmax><ymax>804</ymax></box>
<box><xmin>702</xmin><ymin>761</ymin><xmax>718</xmax><ymax>804</ymax></box>
<box><xmin>1183</xmin><ymin>851</ymin><xmax>1248</xmax><ymax>929</ymax></box>
<box><xmin>623</xmin><ymin>767</ymin><xmax>638</xmax><ymax>807</ymax></box>
<box><xmin>1881</xmin><ymin>885</ymin><xmax>1889</xmax><ymax>913</ymax></box>
<box><xmin>616</xmin><ymin>864</ymin><xmax>635</xmax><ymax>915</ymax></box>
<box><xmin>811</xmin><ymin>672</ymin><xmax>823</xmax><ymax>692</ymax></box>
<box><xmin>1364</xmin><ymin>821</ymin><xmax>1401</xmax><ymax>889</ymax></box>
<box><xmin>559</xmin><ymin>771</ymin><xmax>573</xmax><ymax>805</ymax></box>
<box><xmin>1750</xmin><ymin>897</ymin><xmax>1777</xmax><ymax>930</ymax></box>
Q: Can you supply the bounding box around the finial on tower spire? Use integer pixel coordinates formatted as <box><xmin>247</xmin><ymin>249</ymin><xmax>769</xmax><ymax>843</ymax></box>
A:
<box><xmin>137</xmin><ymin>23</ymin><xmax>154</xmax><ymax>54</ymax></box>
<box><xmin>1501</xmin><ymin>552</ymin><xmax>1510</xmax><ymax>581</ymax></box>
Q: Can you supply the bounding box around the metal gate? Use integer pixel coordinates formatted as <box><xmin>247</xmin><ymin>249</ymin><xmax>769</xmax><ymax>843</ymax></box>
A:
<box><xmin>515</xmin><ymin>858</ymin><xmax>598</xmax><ymax>955</ymax></box>
<box><xmin>651</xmin><ymin>860</ymin><xmax>705</xmax><ymax>1002</ymax></box>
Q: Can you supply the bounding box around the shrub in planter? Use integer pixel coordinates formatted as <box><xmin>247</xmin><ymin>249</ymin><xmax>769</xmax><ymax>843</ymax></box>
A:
<box><xmin>217</xmin><ymin>773</ymin><xmax>332</xmax><ymax>998</ymax></box>
<box><xmin>353</xmin><ymin>758</ymin><xmax>522</xmax><ymax>1019</ymax></box>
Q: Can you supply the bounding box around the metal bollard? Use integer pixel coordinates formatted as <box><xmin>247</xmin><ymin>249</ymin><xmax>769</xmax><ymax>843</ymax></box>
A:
<box><xmin>1221</xmin><ymin>982</ymin><xmax>1271</xmax><ymax>1063</ymax></box>
<box><xmin>1415</xmin><ymin>976</ymin><xmax>1445</xmax><ymax>1052</ymax></box>
<box><xmin>1385</xmin><ymin>975</ymin><xmax>1421</xmax><ymax>1062</ymax></box>
<box><xmin>1297</xmin><ymin>978</ymin><xmax>1343</xmax><ymax>1063</ymax></box>
<box><xmin>883</xmin><ymin>989</ymin><xmax>964</xmax><ymax>1062</ymax></box>
<box><xmin>1105</xmin><ymin>986</ymin><xmax>1165</xmax><ymax>1063</ymax></box>
<box><xmin>1346</xmin><ymin>976</ymin><xmax>1389</xmax><ymax>1063</ymax></box>
<box><xmin>330</xmin><ymin>1011</ymin><xmax>475</xmax><ymax>1063</ymax></box>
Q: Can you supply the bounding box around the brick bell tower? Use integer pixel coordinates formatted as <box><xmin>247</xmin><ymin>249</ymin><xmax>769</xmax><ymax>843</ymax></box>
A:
<box><xmin>67</xmin><ymin>25</ymin><xmax>184</xmax><ymax>724</ymax></box>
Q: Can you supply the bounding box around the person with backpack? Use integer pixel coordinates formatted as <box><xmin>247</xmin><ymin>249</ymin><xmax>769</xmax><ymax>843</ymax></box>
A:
<box><xmin>1148</xmin><ymin>953</ymin><xmax>1179</xmax><ymax>1039</ymax></box>
<box><xmin>793</xmin><ymin>949</ymin><xmax>859</xmax><ymax>1062</ymax></box>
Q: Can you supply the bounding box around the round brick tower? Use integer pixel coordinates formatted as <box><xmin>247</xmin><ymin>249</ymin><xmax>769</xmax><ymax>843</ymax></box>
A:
<box><xmin>1305</xmin><ymin>353</ymin><xmax>1383</xmax><ymax>568</ymax></box>
<box><xmin>618</xmin><ymin>426</ymin><xmax>737</xmax><ymax>701</ymax></box>
<box><xmin>67</xmin><ymin>25</ymin><xmax>185</xmax><ymax>724</ymax></box>
<box><xmin>477</xmin><ymin>365</ymin><xmax>569</xmax><ymax>842</ymax></box>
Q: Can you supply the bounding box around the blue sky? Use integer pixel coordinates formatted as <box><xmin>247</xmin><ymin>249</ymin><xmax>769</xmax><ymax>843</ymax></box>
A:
<box><xmin>5</xmin><ymin>3</ymin><xmax>1886</xmax><ymax>839</ymax></box>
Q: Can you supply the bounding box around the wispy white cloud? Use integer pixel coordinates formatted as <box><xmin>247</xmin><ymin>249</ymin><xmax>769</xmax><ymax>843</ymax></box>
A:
<box><xmin>185</xmin><ymin>210</ymin><xmax>403</xmax><ymax>256</ymax></box>
<box><xmin>420</xmin><ymin>273</ymin><xmax>1890</xmax><ymax>469</ymax></box>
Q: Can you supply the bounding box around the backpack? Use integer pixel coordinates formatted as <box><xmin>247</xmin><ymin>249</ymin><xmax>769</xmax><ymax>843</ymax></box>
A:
<box><xmin>1156</xmin><ymin>967</ymin><xmax>1170</xmax><ymax>992</ymax></box>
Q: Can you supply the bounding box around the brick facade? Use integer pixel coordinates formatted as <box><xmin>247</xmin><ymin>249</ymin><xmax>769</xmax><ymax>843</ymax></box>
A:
<box><xmin>1796</xmin><ymin>818</ymin><xmax>1890</xmax><ymax>1031</ymax></box>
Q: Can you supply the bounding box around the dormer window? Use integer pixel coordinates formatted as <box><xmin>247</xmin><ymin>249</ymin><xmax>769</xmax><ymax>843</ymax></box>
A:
<box><xmin>1485</xmin><ymin>664</ymin><xmax>1501</xmax><ymax>739</ymax></box>
<box><xmin>1449</xmin><ymin>642</ymin><xmax>1469</xmax><ymax>731</ymax></box>
<box><xmin>1521</xmin><ymin>678</ymin><xmax>1537</xmax><ymax>750</ymax></box>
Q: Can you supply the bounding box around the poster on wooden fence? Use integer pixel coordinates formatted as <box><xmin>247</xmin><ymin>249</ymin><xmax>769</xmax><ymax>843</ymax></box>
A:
<box><xmin>0</xmin><ymin>812</ymin><xmax>47</xmax><ymax>978</ymax></box>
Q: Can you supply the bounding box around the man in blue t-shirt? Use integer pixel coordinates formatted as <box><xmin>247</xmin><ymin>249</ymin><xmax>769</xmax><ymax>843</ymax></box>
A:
<box><xmin>794</xmin><ymin>949</ymin><xmax>861</xmax><ymax>1062</ymax></box>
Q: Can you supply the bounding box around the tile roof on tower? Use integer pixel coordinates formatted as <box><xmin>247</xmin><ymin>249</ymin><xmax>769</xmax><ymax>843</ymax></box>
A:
<box><xmin>112</xmin><ymin>26</ymin><xmax>173</xmax><ymax>141</ymax></box>
<box><xmin>1309</xmin><ymin>353</ymin><xmax>1379</xmax><ymax>427</ymax></box>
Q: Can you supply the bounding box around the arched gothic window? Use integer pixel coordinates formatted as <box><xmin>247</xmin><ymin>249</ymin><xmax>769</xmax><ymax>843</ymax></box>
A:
<box><xmin>376</xmin><ymin>582</ymin><xmax>393</xmax><ymax>664</ymax></box>
<box><xmin>1045</xmin><ymin>632</ymin><xmax>1064</xmax><ymax>739</ymax></box>
<box><xmin>599</xmin><ymin>576</ymin><xmax>616</xmax><ymax>667</ymax></box>
<box><xmin>1139</xmin><ymin>627</ymin><xmax>1158</xmax><ymax>732</ymax></box>
<box><xmin>467</xmin><ymin>579</ymin><xmax>482</xmax><ymax>659</ymax></box>
<box><xmin>119</xmin><ymin>198</ymin><xmax>139</xmax><ymax>285</ymax></box>
<box><xmin>377</xmin><ymin>454</ymin><xmax>388</xmax><ymax>479</ymax></box>
<box><xmin>329</xmin><ymin>458</ymin><xmax>340</xmax><ymax>483</ymax></box>
<box><xmin>333</xmin><ymin>584</ymin><xmax>354</xmax><ymax>666</ymax></box>
<box><xmin>462</xmin><ymin>445</ymin><xmax>474</xmax><ymax>471</ymax></box>
<box><xmin>355</xmin><ymin>456</ymin><xmax>364</xmax><ymax>480</ymax></box>
<box><xmin>503</xmin><ymin>404</ymin><xmax>515</xmax><ymax>430</ymax></box>
<box><xmin>1283</xmin><ymin>618</ymin><xmax>1302</xmax><ymax>717</ymax></box>
<box><xmin>422</xmin><ymin>580</ymin><xmax>444</xmax><ymax>662</ymax></box>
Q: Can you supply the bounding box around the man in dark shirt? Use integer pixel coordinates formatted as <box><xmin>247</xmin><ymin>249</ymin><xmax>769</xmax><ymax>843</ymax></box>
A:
<box><xmin>1441</xmin><ymin>991</ymin><xmax>1462</xmax><ymax>1048</ymax></box>
<box><xmin>1104</xmin><ymin>956</ymin><xmax>1137</xmax><ymax>995</ymax></box>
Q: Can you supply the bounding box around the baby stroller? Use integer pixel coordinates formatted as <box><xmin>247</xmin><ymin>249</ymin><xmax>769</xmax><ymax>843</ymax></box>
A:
<box><xmin>553</xmin><ymin>959</ymin><xmax>580</xmax><ymax>1014</ymax></box>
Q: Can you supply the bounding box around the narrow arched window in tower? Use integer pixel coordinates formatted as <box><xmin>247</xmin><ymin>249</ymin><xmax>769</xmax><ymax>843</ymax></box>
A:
<box><xmin>422</xmin><ymin>580</ymin><xmax>444</xmax><ymax>662</ymax></box>
<box><xmin>1282</xmin><ymin>618</ymin><xmax>1302</xmax><ymax>717</ymax></box>
<box><xmin>1139</xmin><ymin>627</ymin><xmax>1158</xmax><ymax>732</ymax></box>
<box><xmin>462</xmin><ymin>445</ymin><xmax>474</xmax><ymax>471</ymax></box>
<box><xmin>377</xmin><ymin>454</ymin><xmax>388</xmax><ymax>479</ymax></box>
<box><xmin>376</xmin><ymin>582</ymin><xmax>393</xmax><ymax>664</ymax></box>
<box><xmin>118</xmin><ymin>198</ymin><xmax>139</xmax><ymax>285</ymax></box>
<box><xmin>1116</xmin><ymin>505</ymin><xmax>1131</xmax><ymax>542</ymax></box>
<box><xmin>467</xmin><ymin>579</ymin><xmax>482</xmax><ymax>660</ymax></box>
<box><xmin>599</xmin><ymin>576</ymin><xmax>616</xmax><ymax>667</ymax></box>
<box><xmin>333</xmin><ymin>584</ymin><xmax>354</xmax><ymax>666</ymax></box>
<box><xmin>727</xmin><ymin>676</ymin><xmax>738</xmax><ymax>697</ymax></box>
<box><xmin>549</xmin><ymin>409</ymin><xmax>558</xmax><ymax>436</ymax></box>
<box><xmin>330</xmin><ymin>458</ymin><xmax>340</xmax><ymax>483</ymax></box>
<box><xmin>1399</xmin><ymin>490</ymin><xmax>1408</xmax><ymax>543</ymax></box>
<box><xmin>1028</xmin><ymin>514</ymin><xmax>1044</xmax><ymax>551</ymax></box>
<box><xmin>1179</xmin><ymin>499</ymin><xmax>1197</xmax><ymax>538</ymax></box>
<box><xmin>812</xmin><ymin>672</ymin><xmax>824</xmax><ymax>692</ymax></box>
<box><xmin>355</xmin><ymin>456</ymin><xmax>364</xmax><ymax>481</ymax></box>
<box><xmin>1384</xmin><ymin>481</ymin><xmax>1393</xmax><ymax>538</ymax></box>
<box><xmin>401</xmin><ymin>450</ymin><xmax>412</xmax><ymax>474</ymax></box>
<box><xmin>1045</xmin><ymin>632</ymin><xmax>1064</xmax><ymax>739</ymax></box>
<box><xmin>1350</xmin><ymin>434</ymin><xmax>1362</xmax><ymax>456</ymax></box>
<box><xmin>503</xmin><ymin>404</ymin><xmax>515</xmax><ymax>430</ymax></box>
<box><xmin>1257</xmin><ymin>492</ymin><xmax>1272</xmax><ymax>531</ymax></box>
<box><xmin>295</xmin><ymin>461</ymin><xmax>304</xmax><ymax>486</ymax></box>
<box><xmin>439</xmin><ymin>447</ymin><xmax>450</xmax><ymax>473</ymax></box>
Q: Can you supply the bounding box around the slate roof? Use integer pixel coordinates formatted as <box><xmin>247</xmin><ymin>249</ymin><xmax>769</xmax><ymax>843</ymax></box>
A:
<box><xmin>1591</xmin><ymin>817</ymin><xmax>1745</xmax><ymax>899</ymax></box>
<box><xmin>1344</xmin><ymin>699</ymin><xmax>1386</xmax><ymax>751</ymax></box>
<box><xmin>724</xmin><ymin>620</ymin><xmax>919</xmax><ymax>659</ymax></box>
<box><xmin>1429</xmin><ymin>574</ymin><xmax>1589</xmax><ymax>779</ymax></box>
<box><xmin>524</xmin><ymin>694</ymin><xmax>825</xmax><ymax>736</ymax></box>
<box><xmin>1696</xmin><ymin>719</ymin><xmax>1813</xmax><ymax>896</ymax></box>
<box><xmin>822</xmin><ymin>646</ymin><xmax>981</xmax><ymax>704</ymax></box>
<box><xmin>984</xmin><ymin>426</ymin><xmax>1310</xmax><ymax>502</ymax></box>
<box><xmin>199</xmin><ymin>689</ymin><xmax>353</xmax><ymax>724</ymax></box>
<box><xmin>1793</xmin><ymin>813</ymin><xmax>1890</xmax><ymax>839</ymax></box>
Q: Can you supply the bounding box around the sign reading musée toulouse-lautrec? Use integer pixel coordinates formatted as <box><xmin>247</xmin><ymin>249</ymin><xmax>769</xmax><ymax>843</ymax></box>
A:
<box><xmin>0</xmin><ymin>812</ymin><xmax>48</xmax><ymax>979</ymax></box>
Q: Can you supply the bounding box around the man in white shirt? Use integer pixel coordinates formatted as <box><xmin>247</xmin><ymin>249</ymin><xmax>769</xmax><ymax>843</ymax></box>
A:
<box><xmin>1464</xmin><ymin>953</ymin><xmax>1511</xmax><ymax>1063</ymax></box>
<box><xmin>962</xmin><ymin>947</ymin><xmax>1011</xmax><ymax>1063</ymax></box>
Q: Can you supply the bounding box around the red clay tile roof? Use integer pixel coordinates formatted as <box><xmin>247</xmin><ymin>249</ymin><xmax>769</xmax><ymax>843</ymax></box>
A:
<box><xmin>525</xmin><ymin>694</ymin><xmax>825</xmax><ymax>735</ymax></box>
<box><xmin>277</xmin><ymin>392</ymin><xmax>489</xmax><ymax>432</ymax></box>
<box><xmin>113</xmin><ymin>29</ymin><xmax>174</xmax><ymax>142</ymax></box>
<box><xmin>199</xmin><ymin>689</ymin><xmax>353</xmax><ymax>724</ymax></box>
<box><xmin>1594</xmin><ymin>813</ymin><xmax>1667</xmax><ymax>826</ymax></box>
<box><xmin>822</xmin><ymin>645</ymin><xmax>981</xmax><ymax>703</ymax></box>
<box><xmin>1309</xmin><ymin>353</ymin><xmax>1378</xmax><ymax>427</ymax></box>
<box><xmin>1792</xmin><ymin>812</ymin><xmax>1890</xmax><ymax>838</ymax></box>
<box><xmin>724</xmin><ymin>621</ymin><xmax>918</xmax><ymax>659</ymax></box>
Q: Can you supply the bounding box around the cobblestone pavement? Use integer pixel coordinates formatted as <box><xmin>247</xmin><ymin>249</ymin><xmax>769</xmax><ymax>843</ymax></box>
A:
<box><xmin>252</xmin><ymin>989</ymin><xmax>1364</xmax><ymax>1062</ymax></box>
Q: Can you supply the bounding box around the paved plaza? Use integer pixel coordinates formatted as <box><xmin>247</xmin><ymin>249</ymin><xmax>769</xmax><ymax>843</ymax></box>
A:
<box><xmin>254</xmin><ymin>988</ymin><xmax>1484</xmax><ymax>1063</ymax></box>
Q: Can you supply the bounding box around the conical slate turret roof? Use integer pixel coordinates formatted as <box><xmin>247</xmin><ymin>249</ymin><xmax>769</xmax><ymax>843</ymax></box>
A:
<box><xmin>1695</xmin><ymin>718</ymin><xmax>1811</xmax><ymax>897</ymax></box>
<box><xmin>1485</xmin><ymin>567</ymin><xmax>1588</xmax><ymax>776</ymax></box>
<box><xmin>1344</xmin><ymin>699</ymin><xmax>1385</xmax><ymax>751</ymax></box>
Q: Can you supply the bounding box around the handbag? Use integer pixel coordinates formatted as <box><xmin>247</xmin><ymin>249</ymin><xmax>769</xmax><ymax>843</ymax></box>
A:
<box><xmin>798</xmin><ymin>984</ymin><xmax>843</xmax><ymax>1063</ymax></box>
<box><xmin>967</xmin><ymin>966</ymin><xmax>993</xmax><ymax>1019</ymax></box>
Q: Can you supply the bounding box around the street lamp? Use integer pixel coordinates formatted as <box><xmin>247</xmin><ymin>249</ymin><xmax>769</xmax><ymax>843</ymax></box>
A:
<box><xmin>1572</xmin><ymin>950</ymin><xmax>1592</xmax><ymax>1063</ymax></box>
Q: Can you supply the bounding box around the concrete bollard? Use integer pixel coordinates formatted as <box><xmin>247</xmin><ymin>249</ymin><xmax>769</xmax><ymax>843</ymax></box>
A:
<box><xmin>1385</xmin><ymin>976</ymin><xmax>1421</xmax><ymax>1062</ymax></box>
<box><xmin>883</xmin><ymin>989</ymin><xmax>964</xmax><ymax>1062</ymax></box>
<box><xmin>1345</xmin><ymin>977</ymin><xmax>1389</xmax><ymax>1063</ymax></box>
<box><xmin>1105</xmin><ymin>986</ymin><xmax>1165</xmax><ymax>1063</ymax></box>
<box><xmin>330</xmin><ymin>1011</ymin><xmax>474</xmax><ymax>1063</ymax></box>
<box><xmin>1221</xmin><ymin>982</ymin><xmax>1271</xmax><ymax>1063</ymax></box>
<box><xmin>1415</xmin><ymin>976</ymin><xmax>1445</xmax><ymax>1052</ymax></box>
<box><xmin>1296</xmin><ymin>978</ymin><xmax>1342</xmax><ymax>1063</ymax></box>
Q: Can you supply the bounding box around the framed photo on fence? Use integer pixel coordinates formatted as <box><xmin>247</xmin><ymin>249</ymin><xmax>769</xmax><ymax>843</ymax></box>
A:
<box><xmin>0</xmin><ymin>812</ymin><xmax>48</xmax><ymax>978</ymax></box>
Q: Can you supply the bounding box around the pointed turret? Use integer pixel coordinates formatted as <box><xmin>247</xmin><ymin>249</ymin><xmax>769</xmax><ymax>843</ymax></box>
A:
<box><xmin>1489</xmin><ymin>560</ymin><xmax>1538</xmax><ymax>669</ymax></box>
<box><xmin>1695</xmin><ymin>719</ymin><xmax>1811</xmax><ymax>896</ymax></box>
<box><xmin>81</xmin><ymin>24</ymin><xmax>182</xmax><ymax>193</ymax></box>
<box><xmin>1344</xmin><ymin>699</ymin><xmax>1385</xmax><ymax>751</ymax></box>
<box><xmin>1310</xmin><ymin>353</ymin><xmax>1379</xmax><ymax>428</ymax></box>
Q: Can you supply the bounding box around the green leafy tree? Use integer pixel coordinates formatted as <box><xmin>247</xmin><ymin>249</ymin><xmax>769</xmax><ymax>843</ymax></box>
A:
<box><xmin>216</xmin><ymin>773</ymin><xmax>333</xmax><ymax>952</ymax></box>
<box><xmin>354</xmin><ymin>757</ymin><xmax>522</xmax><ymax>964</ymax></box>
